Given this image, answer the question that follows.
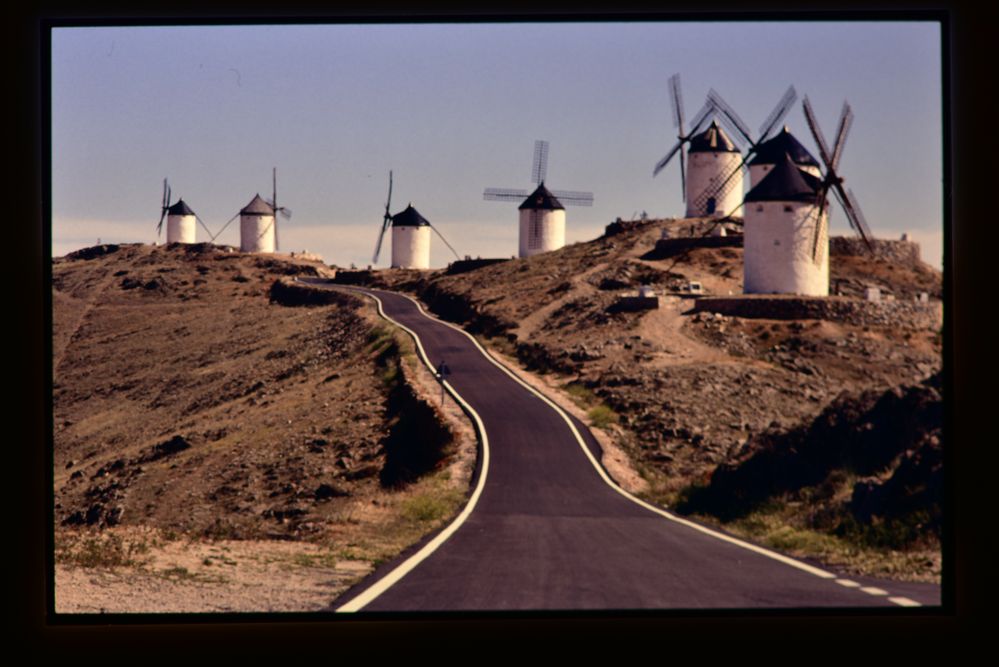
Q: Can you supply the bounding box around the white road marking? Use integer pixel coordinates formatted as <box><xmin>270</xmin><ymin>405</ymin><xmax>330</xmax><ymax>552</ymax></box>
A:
<box><xmin>836</xmin><ymin>579</ymin><xmax>861</xmax><ymax>588</ymax></box>
<box><xmin>889</xmin><ymin>597</ymin><xmax>922</xmax><ymax>607</ymax></box>
<box><xmin>333</xmin><ymin>290</ymin><xmax>491</xmax><ymax>613</ymax></box>
<box><xmin>860</xmin><ymin>586</ymin><xmax>890</xmax><ymax>596</ymax></box>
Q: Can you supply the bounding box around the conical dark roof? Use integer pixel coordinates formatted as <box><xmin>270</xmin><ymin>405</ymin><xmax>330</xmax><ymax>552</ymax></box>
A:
<box><xmin>392</xmin><ymin>204</ymin><xmax>430</xmax><ymax>227</ymax></box>
<box><xmin>518</xmin><ymin>182</ymin><xmax>565</xmax><ymax>211</ymax></box>
<box><xmin>240</xmin><ymin>194</ymin><xmax>274</xmax><ymax>216</ymax></box>
<box><xmin>688</xmin><ymin>120</ymin><xmax>740</xmax><ymax>153</ymax></box>
<box><xmin>167</xmin><ymin>199</ymin><xmax>195</xmax><ymax>216</ymax></box>
<box><xmin>749</xmin><ymin>126</ymin><xmax>820</xmax><ymax>167</ymax></box>
<box><xmin>744</xmin><ymin>152</ymin><xmax>824</xmax><ymax>203</ymax></box>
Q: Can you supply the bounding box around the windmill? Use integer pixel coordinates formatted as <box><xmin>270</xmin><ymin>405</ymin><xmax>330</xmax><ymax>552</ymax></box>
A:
<box><xmin>263</xmin><ymin>167</ymin><xmax>292</xmax><ymax>251</ymax></box>
<box><xmin>373</xmin><ymin>170</ymin><xmax>460</xmax><ymax>269</ymax></box>
<box><xmin>686</xmin><ymin>84</ymin><xmax>799</xmax><ymax>217</ymax></box>
<box><xmin>155</xmin><ymin>177</ymin><xmax>212</xmax><ymax>244</ymax></box>
<box><xmin>801</xmin><ymin>96</ymin><xmax>874</xmax><ymax>262</ymax></box>
<box><xmin>483</xmin><ymin>140</ymin><xmax>593</xmax><ymax>258</ymax></box>
<box><xmin>651</xmin><ymin>73</ymin><xmax>719</xmax><ymax>203</ymax></box>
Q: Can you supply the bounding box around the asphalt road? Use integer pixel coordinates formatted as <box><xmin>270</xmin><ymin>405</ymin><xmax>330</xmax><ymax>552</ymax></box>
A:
<box><xmin>311</xmin><ymin>282</ymin><xmax>941</xmax><ymax>612</ymax></box>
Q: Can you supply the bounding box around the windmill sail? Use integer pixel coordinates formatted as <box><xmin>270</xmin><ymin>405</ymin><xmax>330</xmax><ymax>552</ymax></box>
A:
<box><xmin>373</xmin><ymin>170</ymin><xmax>393</xmax><ymax>265</ymax></box>
<box><xmin>801</xmin><ymin>95</ymin><xmax>874</xmax><ymax>260</ymax></box>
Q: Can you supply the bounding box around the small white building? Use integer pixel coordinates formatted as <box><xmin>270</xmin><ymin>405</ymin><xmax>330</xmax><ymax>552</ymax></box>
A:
<box><xmin>239</xmin><ymin>194</ymin><xmax>276</xmax><ymax>254</ymax></box>
<box><xmin>518</xmin><ymin>183</ymin><xmax>566</xmax><ymax>258</ymax></box>
<box><xmin>685</xmin><ymin>120</ymin><xmax>744</xmax><ymax>218</ymax></box>
<box><xmin>743</xmin><ymin>153</ymin><xmax>829</xmax><ymax>296</ymax></box>
<box><xmin>391</xmin><ymin>204</ymin><xmax>432</xmax><ymax>269</ymax></box>
<box><xmin>165</xmin><ymin>199</ymin><xmax>197</xmax><ymax>244</ymax></box>
<box><xmin>748</xmin><ymin>126</ymin><xmax>822</xmax><ymax>188</ymax></box>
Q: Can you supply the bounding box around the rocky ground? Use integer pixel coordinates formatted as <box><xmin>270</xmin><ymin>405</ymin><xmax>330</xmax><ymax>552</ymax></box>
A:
<box><xmin>52</xmin><ymin>243</ymin><xmax>476</xmax><ymax>612</ymax></box>
<box><xmin>339</xmin><ymin>216</ymin><xmax>944</xmax><ymax>582</ymax></box>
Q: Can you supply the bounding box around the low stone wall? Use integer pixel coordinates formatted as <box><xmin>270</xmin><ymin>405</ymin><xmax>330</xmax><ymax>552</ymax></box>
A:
<box><xmin>692</xmin><ymin>295</ymin><xmax>942</xmax><ymax>330</ymax></box>
<box><xmin>829</xmin><ymin>236</ymin><xmax>921</xmax><ymax>265</ymax></box>
<box><xmin>647</xmin><ymin>234</ymin><xmax>744</xmax><ymax>259</ymax></box>
<box><xmin>269</xmin><ymin>277</ymin><xmax>361</xmax><ymax>307</ymax></box>
<box><xmin>446</xmin><ymin>258</ymin><xmax>510</xmax><ymax>275</ymax></box>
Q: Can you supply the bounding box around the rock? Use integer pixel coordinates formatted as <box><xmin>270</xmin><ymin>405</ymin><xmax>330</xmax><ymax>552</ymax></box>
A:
<box><xmin>314</xmin><ymin>483</ymin><xmax>350</xmax><ymax>501</ymax></box>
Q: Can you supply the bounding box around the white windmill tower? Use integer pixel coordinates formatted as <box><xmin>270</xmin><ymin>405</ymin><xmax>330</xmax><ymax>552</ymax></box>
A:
<box><xmin>483</xmin><ymin>140</ymin><xmax>594</xmax><ymax>258</ymax></box>
<box><xmin>239</xmin><ymin>167</ymin><xmax>292</xmax><ymax>254</ymax></box>
<box><xmin>239</xmin><ymin>194</ymin><xmax>276</xmax><ymax>253</ymax></box>
<box><xmin>742</xmin><ymin>97</ymin><xmax>874</xmax><ymax>296</ymax></box>
<box><xmin>684</xmin><ymin>120</ymin><xmax>744</xmax><ymax>218</ymax></box>
<box><xmin>372</xmin><ymin>171</ymin><xmax>460</xmax><ymax>269</ymax></box>
<box><xmin>155</xmin><ymin>178</ymin><xmax>210</xmax><ymax>244</ymax></box>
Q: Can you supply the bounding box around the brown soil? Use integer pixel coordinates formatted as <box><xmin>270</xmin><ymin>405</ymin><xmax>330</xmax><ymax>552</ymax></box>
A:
<box><xmin>52</xmin><ymin>243</ymin><xmax>476</xmax><ymax>612</ymax></box>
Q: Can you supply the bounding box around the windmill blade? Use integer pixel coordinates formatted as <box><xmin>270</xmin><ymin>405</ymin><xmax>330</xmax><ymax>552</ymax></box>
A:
<box><xmin>210</xmin><ymin>211</ymin><xmax>240</xmax><ymax>242</ymax></box>
<box><xmin>373</xmin><ymin>214</ymin><xmax>392</xmax><ymax>265</ymax></box>
<box><xmin>278</xmin><ymin>207</ymin><xmax>292</xmax><ymax>220</ymax></box>
<box><xmin>710</xmin><ymin>110</ymin><xmax>746</xmax><ymax>152</ymax></box>
<box><xmin>275</xmin><ymin>219</ymin><xmax>280</xmax><ymax>252</ymax></box>
<box><xmin>669</xmin><ymin>72</ymin><xmax>684</xmax><ymax>131</ymax></box>
<box><xmin>162</xmin><ymin>178</ymin><xmax>169</xmax><ymax>209</ymax></box>
<box><xmin>550</xmin><ymin>189</ymin><xmax>594</xmax><ymax>206</ymax></box>
<box><xmin>758</xmin><ymin>85</ymin><xmax>798</xmax><ymax>143</ymax></box>
<box><xmin>808</xmin><ymin>195</ymin><xmax>829</xmax><ymax>264</ymax></box>
<box><xmin>831</xmin><ymin>184</ymin><xmax>874</xmax><ymax>251</ymax></box>
<box><xmin>679</xmin><ymin>142</ymin><xmax>687</xmax><ymax>202</ymax></box>
<box><xmin>802</xmin><ymin>95</ymin><xmax>834</xmax><ymax>168</ymax></box>
<box><xmin>156</xmin><ymin>210</ymin><xmax>166</xmax><ymax>238</ymax></box>
<box><xmin>829</xmin><ymin>101</ymin><xmax>854</xmax><ymax>172</ymax></box>
<box><xmin>384</xmin><ymin>170</ymin><xmax>393</xmax><ymax>216</ymax></box>
<box><xmin>707</xmin><ymin>88</ymin><xmax>754</xmax><ymax>146</ymax></box>
<box><xmin>429</xmin><ymin>223</ymin><xmax>462</xmax><ymax>261</ymax></box>
<box><xmin>484</xmin><ymin>187</ymin><xmax>529</xmax><ymax>201</ymax></box>
<box><xmin>531</xmin><ymin>140</ymin><xmax>550</xmax><ymax>184</ymax></box>
<box><xmin>195</xmin><ymin>213</ymin><xmax>214</xmax><ymax>239</ymax></box>
<box><xmin>687</xmin><ymin>99</ymin><xmax>715</xmax><ymax>137</ymax></box>
<box><xmin>653</xmin><ymin>139</ymin><xmax>684</xmax><ymax>177</ymax></box>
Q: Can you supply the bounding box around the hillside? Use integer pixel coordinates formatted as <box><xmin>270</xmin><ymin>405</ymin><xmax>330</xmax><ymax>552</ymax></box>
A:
<box><xmin>341</xmin><ymin>216</ymin><xmax>944</xmax><ymax>581</ymax></box>
<box><xmin>52</xmin><ymin>243</ymin><xmax>476</xmax><ymax>612</ymax></box>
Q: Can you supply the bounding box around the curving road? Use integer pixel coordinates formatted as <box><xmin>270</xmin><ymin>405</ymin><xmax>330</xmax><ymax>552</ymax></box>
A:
<box><xmin>307</xmin><ymin>282</ymin><xmax>940</xmax><ymax>612</ymax></box>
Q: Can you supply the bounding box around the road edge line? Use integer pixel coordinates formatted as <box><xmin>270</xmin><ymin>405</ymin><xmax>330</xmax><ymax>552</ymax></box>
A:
<box><xmin>332</xmin><ymin>288</ymin><xmax>491</xmax><ymax>613</ymax></box>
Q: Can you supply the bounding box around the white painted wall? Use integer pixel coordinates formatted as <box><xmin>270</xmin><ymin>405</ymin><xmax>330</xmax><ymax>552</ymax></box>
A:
<box><xmin>743</xmin><ymin>200</ymin><xmax>829</xmax><ymax>296</ymax></box>
<box><xmin>686</xmin><ymin>151</ymin><xmax>744</xmax><ymax>218</ymax></box>
<box><xmin>518</xmin><ymin>208</ymin><xmax>566</xmax><ymax>258</ymax></box>
<box><xmin>391</xmin><ymin>225</ymin><xmax>431</xmax><ymax>269</ymax></box>
<box><xmin>240</xmin><ymin>215</ymin><xmax>276</xmax><ymax>253</ymax></box>
<box><xmin>166</xmin><ymin>214</ymin><xmax>196</xmax><ymax>244</ymax></box>
<box><xmin>749</xmin><ymin>163</ymin><xmax>822</xmax><ymax>188</ymax></box>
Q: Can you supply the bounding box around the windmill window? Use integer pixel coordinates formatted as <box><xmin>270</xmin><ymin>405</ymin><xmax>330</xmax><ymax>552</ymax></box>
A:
<box><xmin>784</xmin><ymin>205</ymin><xmax>793</xmax><ymax>212</ymax></box>
<box><xmin>755</xmin><ymin>205</ymin><xmax>764</xmax><ymax>213</ymax></box>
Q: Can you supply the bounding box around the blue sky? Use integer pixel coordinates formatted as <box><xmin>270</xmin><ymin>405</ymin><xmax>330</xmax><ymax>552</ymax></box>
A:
<box><xmin>50</xmin><ymin>21</ymin><xmax>943</xmax><ymax>268</ymax></box>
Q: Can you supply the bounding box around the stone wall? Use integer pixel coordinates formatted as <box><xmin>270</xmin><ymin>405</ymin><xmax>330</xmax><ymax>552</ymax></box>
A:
<box><xmin>692</xmin><ymin>295</ymin><xmax>942</xmax><ymax>330</ymax></box>
<box><xmin>829</xmin><ymin>236</ymin><xmax>922</xmax><ymax>265</ymax></box>
<box><xmin>446</xmin><ymin>258</ymin><xmax>510</xmax><ymax>275</ymax></box>
<box><xmin>648</xmin><ymin>234</ymin><xmax>744</xmax><ymax>259</ymax></box>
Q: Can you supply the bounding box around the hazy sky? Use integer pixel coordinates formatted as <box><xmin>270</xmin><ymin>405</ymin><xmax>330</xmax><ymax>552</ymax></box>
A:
<box><xmin>50</xmin><ymin>20</ymin><xmax>943</xmax><ymax>268</ymax></box>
